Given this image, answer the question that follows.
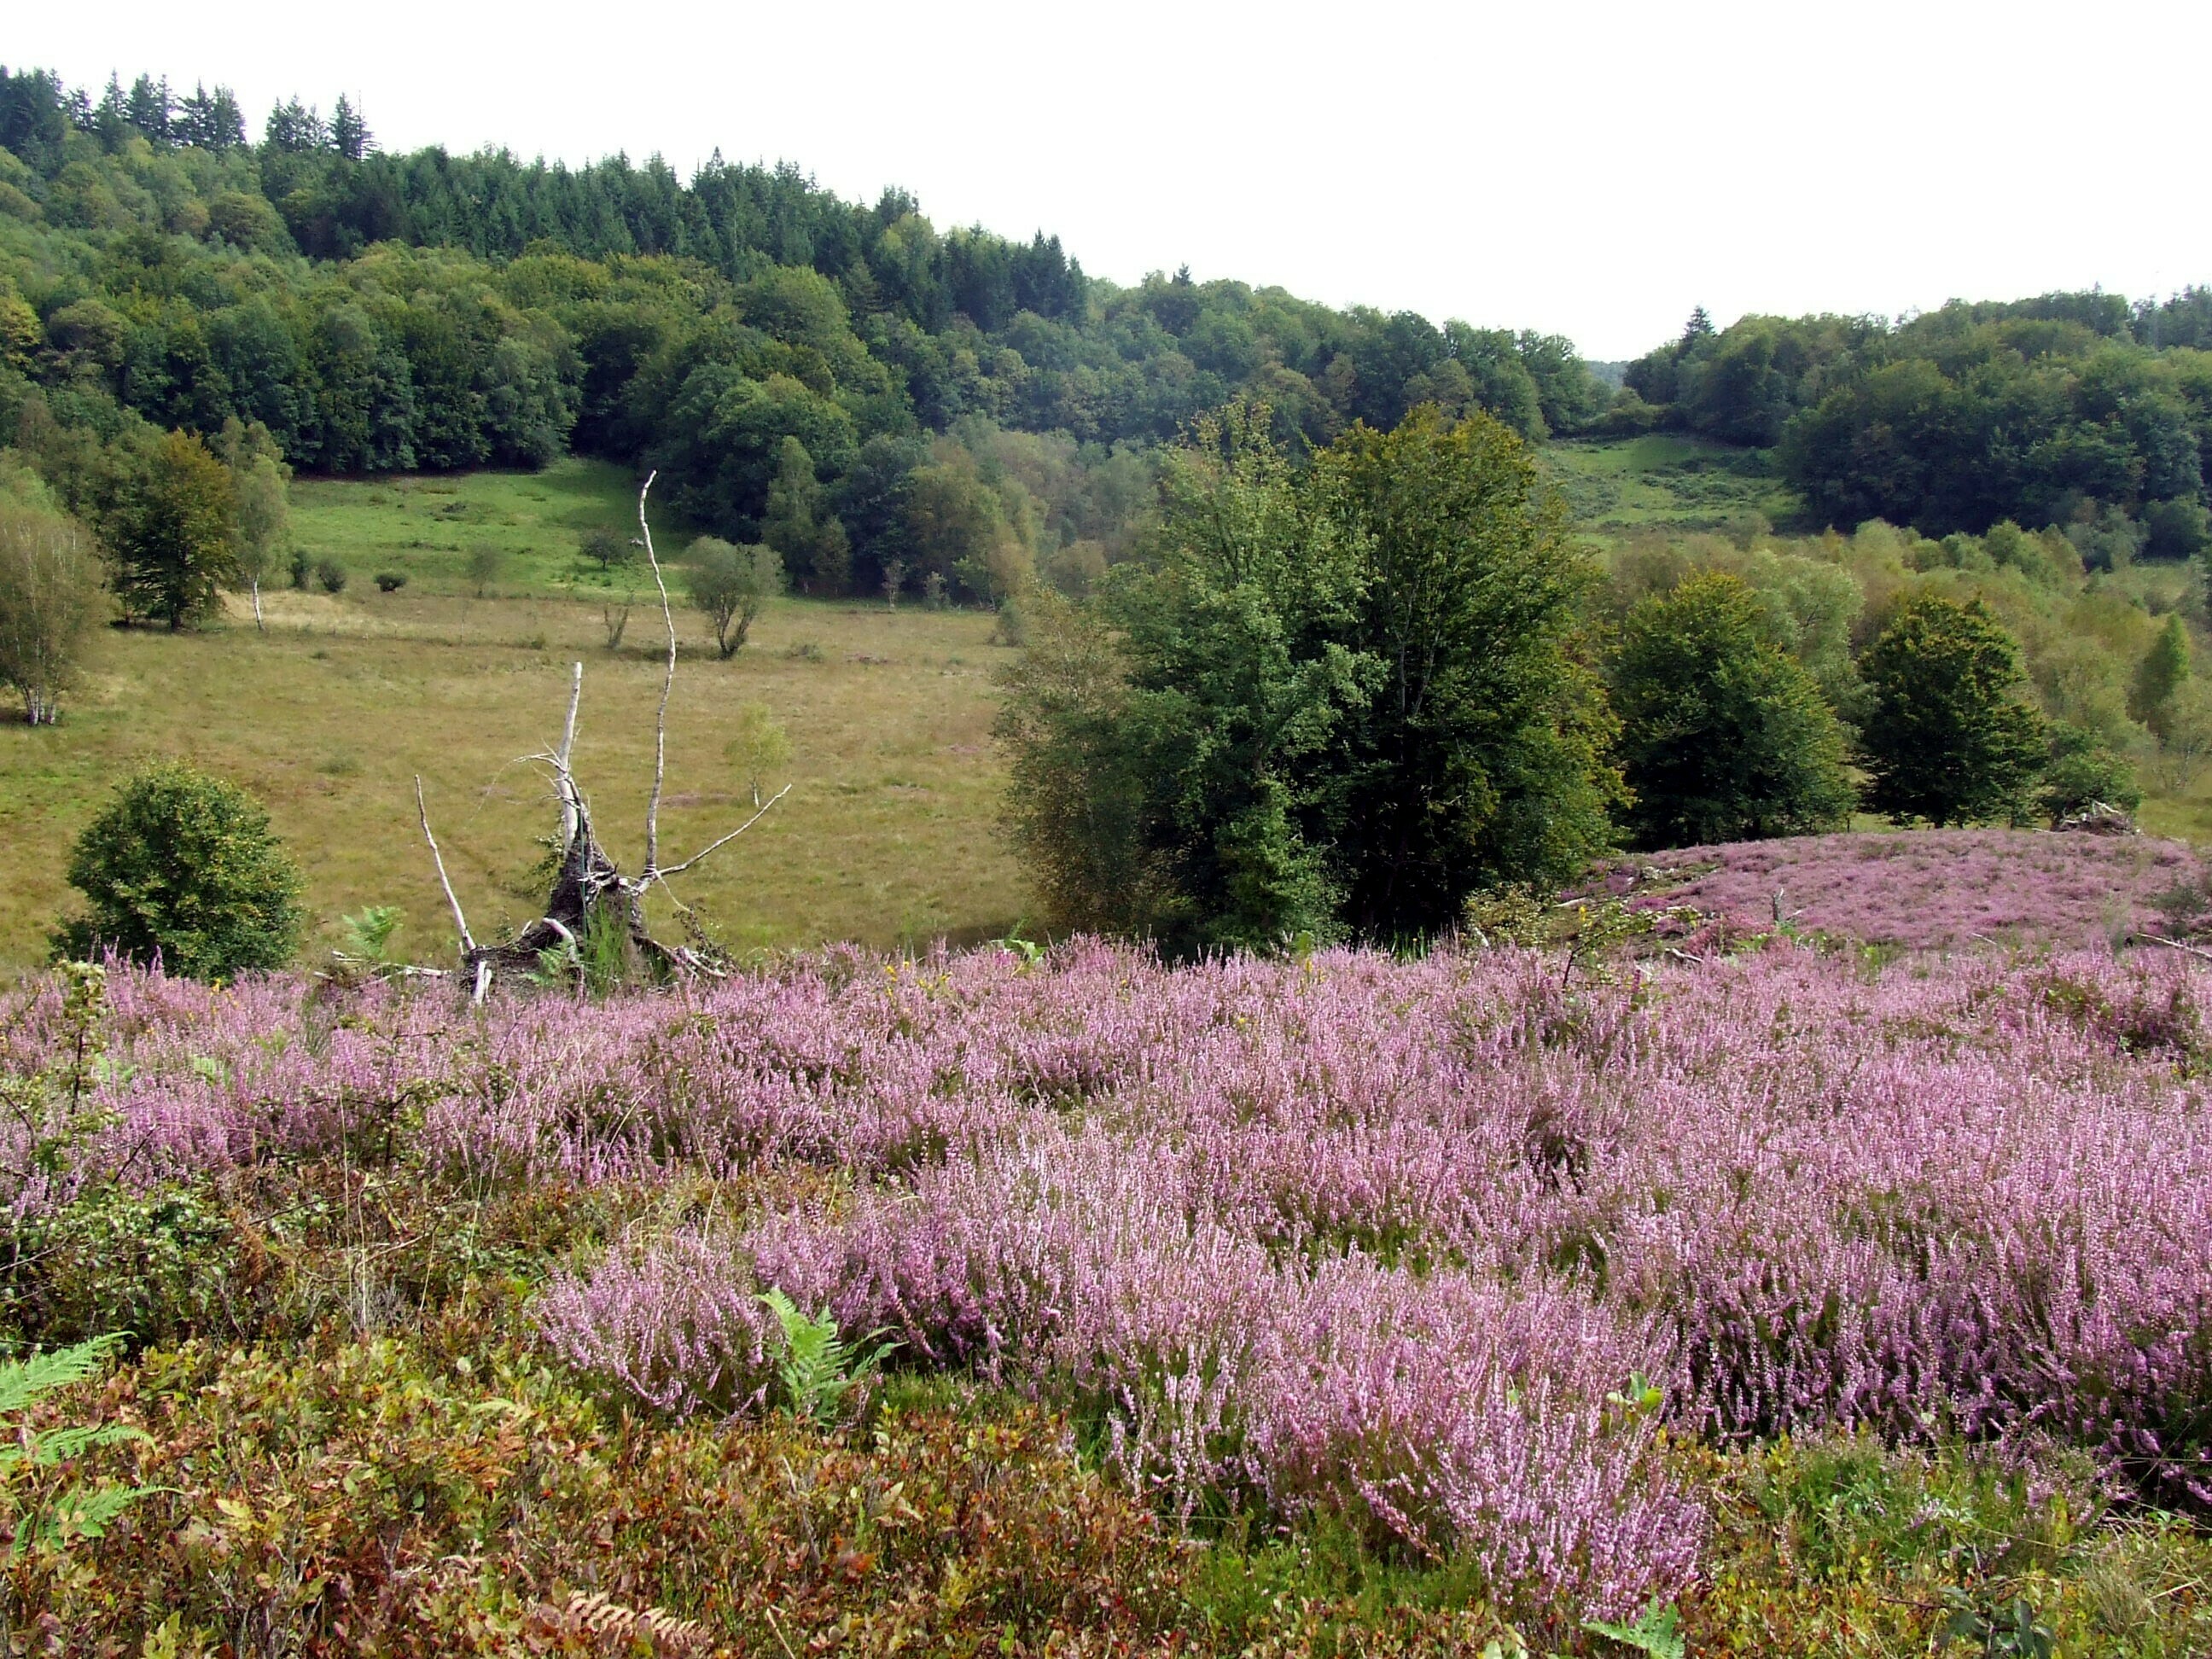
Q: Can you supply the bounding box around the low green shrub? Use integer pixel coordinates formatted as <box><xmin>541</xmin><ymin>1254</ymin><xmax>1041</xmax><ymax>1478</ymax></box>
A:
<box><xmin>1</xmin><ymin>1183</ymin><xmax>240</xmax><ymax>1350</ymax></box>
<box><xmin>51</xmin><ymin>761</ymin><xmax>305</xmax><ymax>979</ymax></box>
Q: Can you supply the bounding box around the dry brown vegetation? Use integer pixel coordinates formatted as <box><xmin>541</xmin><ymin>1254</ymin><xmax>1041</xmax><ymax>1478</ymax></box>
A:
<box><xmin>0</xmin><ymin>587</ymin><xmax>1023</xmax><ymax>969</ymax></box>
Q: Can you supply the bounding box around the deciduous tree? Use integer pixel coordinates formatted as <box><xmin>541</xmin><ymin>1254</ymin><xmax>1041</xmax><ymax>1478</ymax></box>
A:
<box><xmin>2130</xmin><ymin>613</ymin><xmax>2191</xmax><ymax>736</ymax></box>
<box><xmin>215</xmin><ymin>419</ymin><xmax>288</xmax><ymax>632</ymax></box>
<box><xmin>1858</xmin><ymin>594</ymin><xmax>2046</xmax><ymax>827</ymax></box>
<box><xmin>0</xmin><ymin>503</ymin><xmax>104</xmax><ymax>724</ymax></box>
<box><xmin>110</xmin><ymin>430</ymin><xmax>237</xmax><ymax>630</ymax></box>
<box><xmin>579</xmin><ymin>527</ymin><xmax>632</xmax><ymax>572</ymax></box>
<box><xmin>763</xmin><ymin>437</ymin><xmax>851</xmax><ymax>593</ymax></box>
<box><xmin>688</xmin><ymin>538</ymin><xmax>781</xmax><ymax>658</ymax></box>
<box><xmin>1313</xmin><ymin>405</ymin><xmax>1619</xmax><ymax>937</ymax></box>
<box><xmin>998</xmin><ymin>403</ymin><xmax>1620</xmax><ymax>951</ymax></box>
<box><xmin>1613</xmin><ymin>572</ymin><xmax>1854</xmax><ymax>848</ymax></box>
<box><xmin>53</xmin><ymin>762</ymin><xmax>305</xmax><ymax>978</ymax></box>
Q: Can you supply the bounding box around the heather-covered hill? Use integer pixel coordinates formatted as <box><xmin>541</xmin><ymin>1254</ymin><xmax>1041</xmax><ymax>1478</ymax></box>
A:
<box><xmin>1596</xmin><ymin>828</ymin><xmax>2210</xmax><ymax>952</ymax></box>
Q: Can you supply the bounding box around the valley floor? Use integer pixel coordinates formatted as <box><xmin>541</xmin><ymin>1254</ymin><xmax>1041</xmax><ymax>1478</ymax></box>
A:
<box><xmin>0</xmin><ymin>586</ymin><xmax>1024</xmax><ymax>969</ymax></box>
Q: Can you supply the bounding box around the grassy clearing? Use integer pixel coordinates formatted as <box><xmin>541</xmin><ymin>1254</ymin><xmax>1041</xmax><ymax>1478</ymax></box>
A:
<box><xmin>286</xmin><ymin>457</ymin><xmax>690</xmax><ymax>598</ymax></box>
<box><xmin>0</xmin><ymin>589</ymin><xmax>1024</xmax><ymax>969</ymax></box>
<box><xmin>1545</xmin><ymin>434</ymin><xmax>1803</xmax><ymax>538</ymax></box>
<box><xmin>0</xmin><ymin>459</ymin><xmax>1028</xmax><ymax>971</ymax></box>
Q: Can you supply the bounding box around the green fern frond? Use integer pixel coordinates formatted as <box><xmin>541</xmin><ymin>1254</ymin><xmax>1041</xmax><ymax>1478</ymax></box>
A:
<box><xmin>37</xmin><ymin>1481</ymin><xmax>164</xmax><ymax>1546</ymax></box>
<box><xmin>1584</xmin><ymin>1599</ymin><xmax>1685</xmax><ymax>1659</ymax></box>
<box><xmin>757</xmin><ymin>1290</ymin><xmax>901</xmax><ymax>1424</ymax></box>
<box><xmin>0</xmin><ymin>1335</ymin><xmax>125</xmax><ymax>1417</ymax></box>
<box><xmin>32</xmin><ymin>1422</ymin><xmax>154</xmax><ymax>1466</ymax></box>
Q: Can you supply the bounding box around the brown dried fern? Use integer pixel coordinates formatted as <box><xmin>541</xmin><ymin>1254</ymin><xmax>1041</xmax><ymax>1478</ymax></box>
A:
<box><xmin>529</xmin><ymin>1589</ymin><xmax>714</xmax><ymax>1655</ymax></box>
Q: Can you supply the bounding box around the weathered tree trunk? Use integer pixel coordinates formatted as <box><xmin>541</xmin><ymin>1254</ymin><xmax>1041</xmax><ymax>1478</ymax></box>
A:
<box><xmin>414</xmin><ymin>474</ymin><xmax>787</xmax><ymax>1001</ymax></box>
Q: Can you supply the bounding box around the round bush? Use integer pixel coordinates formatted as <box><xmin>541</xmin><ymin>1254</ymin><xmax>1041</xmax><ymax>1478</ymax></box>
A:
<box><xmin>53</xmin><ymin>761</ymin><xmax>305</xmax><ymax>979</ymax></box>
<box><xmin>315</xmin><ymin>558</ymin><xmax>348</xmax><ymax>595</ymax></box>
<box><xmin>374</xmin><ymin>570</ymin><xmax>408</xmax><ymax>593</ymax></box>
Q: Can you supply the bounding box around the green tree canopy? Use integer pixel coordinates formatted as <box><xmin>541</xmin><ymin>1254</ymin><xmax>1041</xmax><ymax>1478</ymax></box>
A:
<box><xmin>1858</xmin><ymin>594</ymin><xmax>2047</xmax><ymax>827</ymax></box>
<box><xmin>2036</xmin><ymin>722</ymin><xmax>2141</xmax><ymax>824</ymax></box>
<box><xmin>1613</xmin><ymin>572</ymin><xmax>1855</xmax><ymax>849</ymax></box>
<box><xmin>763</xmin><ymin>437</ymin><xmax>851</xmax><ymax>594</ymax></box>
<box><xmin>687</xmin><ymin>537</ymin><xmax>782</xmax><ymax>658</ymax></box>
<box><xmin>0</xmin><ymin>500</ymin><xmax>104</xmax><ymax>725</ymax></box>
<box><xmin>1092</xmin><ymin>404</ymin><xmax>1366</xmax><ymax>950</ymax></box>
<box><xmin>1312</xmin><ymin>405</ymin><xmax>1617</xmax><ymax>936</ymax></box>
<box><xmin>2130</xmin><ymin>613</ymin><xmax>2192</xmax><ymax>735</ymax></box>
<box><xmin>998</xmin><ymin>402</ymin><xmax>1619</xmax><ymax>952</ymax></box>
<box><xmin>54</xmin><ymin>761</ymin><xmax>305</xmax><ymax>978</ymax></box>
<box><xmin>579</xmin><ymin>526</ymin><xmax>631</xmax><ymax>571</ymax></box>
<box><xmin>110</xmin><ymin>430</ymin><xmax>237</xmax><ymax>629</ymax></box>
<box><xmin>214</xmin><ymin>418</ymin><xmax>289</xmax><ymax>626</ymax></box>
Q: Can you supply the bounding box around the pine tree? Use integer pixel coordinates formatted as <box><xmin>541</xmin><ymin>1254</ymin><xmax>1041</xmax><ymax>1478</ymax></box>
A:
<box><xmin>329</xmin><ymin>94</ymin><xmax>373</xmax><ymax>160</ymax></box>
<box><xmin>263</xmin><ymin>97</ymin><xmax>326</xmax><ymax>154</ymax></box>
<box><xmin>91</xmin><ymin>75</ymin><xmax>128</xmax><ymax>148</ymax></box>
<box><xmin>125</xmin><ymin>74</ymin><xmax>172</xmax><ymax>144</ymax></box>
<box><xmin>178</xmin><ymin>83</ymin><xmax>246</xmax><ymax>150</ymax></box>
<box><xmin>207</xmin><ymin>85</ymin><xmax>247</xmax><ymax>149</ymax></box>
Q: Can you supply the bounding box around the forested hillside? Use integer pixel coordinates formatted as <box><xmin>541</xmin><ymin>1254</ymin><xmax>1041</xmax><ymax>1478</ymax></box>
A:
<box><xmin>1624</xmin><ymin>295</ymin><xmax>2212</xmax><ymax>551</ymax></box>
<box><xmin>0</xmin><ymin>65</ymin><xmax>1605</xmax><ymax>603</ymax></box>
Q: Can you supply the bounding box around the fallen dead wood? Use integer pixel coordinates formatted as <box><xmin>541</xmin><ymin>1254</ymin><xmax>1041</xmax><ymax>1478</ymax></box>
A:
<box><xmin>413</xmin><ymin>472</ymin><xmax>788</xmax><ymax>999</ymax></box>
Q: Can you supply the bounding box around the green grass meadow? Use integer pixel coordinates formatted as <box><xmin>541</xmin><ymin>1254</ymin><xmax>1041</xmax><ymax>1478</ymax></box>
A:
<box><xmin>285</xmin><ymin>457</ymin><xmax>690</xmax><ymax>596</ymax></box>
<box><xmin>0</xmin><ymin>461</ymin><xmax>1026</xmax><ymax>970</ymax></box>
<box><xmin>1545</xmin><ymin>434</ymin><xmax>1804</xmax><ymax>539</ymax></box>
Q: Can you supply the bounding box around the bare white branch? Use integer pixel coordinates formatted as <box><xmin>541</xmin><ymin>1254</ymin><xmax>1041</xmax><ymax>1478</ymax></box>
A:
<box><xmin>556</xmin><ymin>660</ymin><xmax>583</xmax><ymax>855</ymax></box>
<box><xmin>414</xmin><ymin>775</ymin><xmax>475</xmax><ymax>954</ymax></box>
<box><xmin>2142</xmin><ymin>933</ymin><xmax>2212</xmax><ymax>963</ymax></box>
<box><xmin>653</xmin><ymin>783</ymin><xmax>793</xmax><ymax>883</ymax></box>
<box><xmin>637</xmin><ymin>470</ymin><xmax>677</xmax><ymax>877</ymax></box>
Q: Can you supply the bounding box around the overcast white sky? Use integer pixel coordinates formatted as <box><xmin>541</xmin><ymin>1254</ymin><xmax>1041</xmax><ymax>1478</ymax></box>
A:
<box><xmin>12</xmin><ymin>0</ymin><xmax>2210</xmax><ymax>359</ymax></box>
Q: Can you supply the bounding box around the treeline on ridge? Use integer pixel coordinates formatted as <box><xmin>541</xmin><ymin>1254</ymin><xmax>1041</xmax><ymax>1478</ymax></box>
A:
<box><xmin>0</xmin><ymin>63</ymin><xmax>1606</xmax><ymax>607</ymax></box>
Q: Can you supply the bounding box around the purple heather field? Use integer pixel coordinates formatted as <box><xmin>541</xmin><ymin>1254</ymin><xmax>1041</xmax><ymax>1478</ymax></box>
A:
<box><xmin>1597</xmin><ymin>828</ymin><xmax>2208</xmax><ymax>949</ymax></box>
<box><xmin>10</xmin><ymin>836</ymin><xmax>2212</xmax><ymax>1622</ymax></box>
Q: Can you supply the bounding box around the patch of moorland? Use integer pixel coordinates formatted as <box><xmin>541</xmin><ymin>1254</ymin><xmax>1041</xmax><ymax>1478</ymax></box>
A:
<box><xmin>1593</xmin><ymin>828</ymin><xmax>2209</xmax><ymax>952</ymax></box>
<box><xmin>6</xmin><ymin>934</ymin><xmax>2212</xmax><ymax>1651</ymax></box>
